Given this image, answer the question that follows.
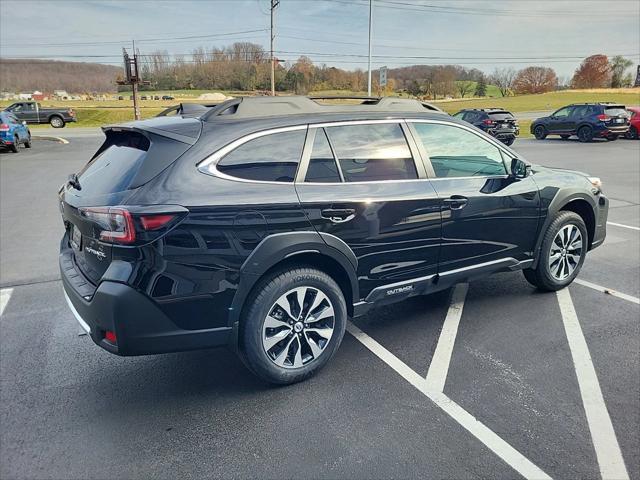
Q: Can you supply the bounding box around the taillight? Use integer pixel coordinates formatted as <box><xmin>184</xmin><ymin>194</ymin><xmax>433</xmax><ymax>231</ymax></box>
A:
<box><xmin>104</xmin><ymin>330</ymin><xmax>117</xmax><ymax>344</ymax></box>
<box><xmin>597</xmin><ymin>114</ymin><xmax>610</xmax><ymax>122</ymax></box>
<box><xmin>80</xmin><ymin>207</ymin><xmax>136</xmax><ymax>244</ymax></box>
<box><xmin>483</xmin><ymin>119</ymin><xmax>495</xmax><ymax>125</ymax></box>
<box><xmin>78</xmin><ymin>206</ymin><xmax>182</xmax><ymax>245</ymax></box>
<box><xmin>0</xmin><ymin>123</ymin><xmax>9</xmax><ymax>131</ymax></box>
<box><xmin>140</xmin><ymin>214</ymin><xmax>175</xmax><ymax>231</ymax></box>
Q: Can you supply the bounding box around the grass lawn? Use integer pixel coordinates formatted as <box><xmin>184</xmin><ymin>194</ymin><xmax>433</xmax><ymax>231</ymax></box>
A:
<box><xmin>434</xmin><ymin>89</ymin><xmax>640</xmax><ymax>114</ymax></box>
<box><xmin>4</xmin><ymin>88</ymin><xmax>638</xmax><ymax>128</ymax></box>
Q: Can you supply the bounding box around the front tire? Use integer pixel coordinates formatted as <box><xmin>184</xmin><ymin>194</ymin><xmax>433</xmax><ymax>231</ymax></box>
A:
<box><xmin>523</xmin><ymin>211</ymin><xmax>588</xmax><ymax>291</ymax></box>
<box><xmin>240</xmin><ymin>267</ymin><xmax>347</xmax><ymax>385</ymax></box>
<box><xmin>533</xmin><ymin>125</ymin><xmax>547</xmax><ymax>140</ymax></box>
<box><xmin>49</xmin><ymin>116</ymin><xmax>65</xmax><ymax>128</ymax></box>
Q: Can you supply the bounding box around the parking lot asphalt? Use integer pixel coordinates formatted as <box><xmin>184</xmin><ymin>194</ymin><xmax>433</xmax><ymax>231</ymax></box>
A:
<box><xmin>1</xmin><ymin>135</ymin><xmax>638</xmax><ymax>479</ymax></box>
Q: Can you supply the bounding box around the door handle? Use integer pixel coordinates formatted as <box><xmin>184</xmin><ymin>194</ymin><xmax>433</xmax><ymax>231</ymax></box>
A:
<box><xmin>443</xmin><ymin>196</ymin><xmax>468</xmax><ymax>210</ymax></box>
<box><xmin>321</xmin><ymin>208</ymin><xmax>356</xmax><ymax>223</ymax></box>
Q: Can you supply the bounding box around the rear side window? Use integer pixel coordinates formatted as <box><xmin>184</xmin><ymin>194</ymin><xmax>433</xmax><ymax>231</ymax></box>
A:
<box><xmin>217</xmin><ymin>130</ymin><xmax>306</xmax><ymax>182</ymax></box>
<box><xmin>324</xmin><ymin>123</ymin><xmax>417</xmax><ymax>182</ymax></box>
<box><xmin>413</xmin><ymin>123</ymin><xmax>507</xmax><ymax>178</ymax></box>
<box><xmin>305</xmin><ymin>129</ymin><xmax>341</xmax><ymax>183</ymax></box>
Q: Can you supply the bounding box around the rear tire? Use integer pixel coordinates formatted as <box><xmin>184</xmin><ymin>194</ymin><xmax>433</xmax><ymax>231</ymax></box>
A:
<box><xmin>24</xmin><ymin>132</ymin><xmax>32</xmax><ymax>148</ymax></box>
<box><xmin>533</xmin><ymin>125</ymin><xmax>547</xmax><ymax>140</ymax></box>
<box><xmin>577</xmin><ymin>125</ymin><xmax>593</xmax><ymax>143</ymax></box>
<box><xmin>502</xmin><ymin>137</ymin><xmax>515</xmax><ymax>146</ymax></box>
<box><xmin>240</xmin><ymin>267</ymin><xmax>347</xmax><ymax>385</ymax></box>
<box><xmin>523</xmin><ymin>211</ymin><xmax>588</xmax><ymax>291</ymax></box>
<box><xmin>9</xmin><ymin>135</ymin><xmax>18</xmax><ymax>153</ymax></box>
<box><xmin>607</xmin><ymin>134</ymin><xmax>618</xmax><ymax>141</ymax></box>
<box><xmin>625</xmin><ymin>126</ymin><xmax>638</xmax><ymax>139</ymax></box>
<box><xmin>49</xmin><ymin>116</ymin><xmax>64</xmax><ymax>128</ymax></box>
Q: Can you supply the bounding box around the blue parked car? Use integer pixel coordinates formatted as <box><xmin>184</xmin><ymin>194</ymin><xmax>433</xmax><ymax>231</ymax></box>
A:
<box><xmin>0</xmin><ymin>111</ymin><xmax>31</xmax><ymax>153</ymax></box>
<box><xmin>531</xmin><ymin>103</ymin><xmax>630</xmax><ymax>142</ymax></box>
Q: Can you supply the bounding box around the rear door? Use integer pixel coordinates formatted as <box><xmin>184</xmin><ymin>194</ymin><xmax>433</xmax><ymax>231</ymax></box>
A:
<box><xmin>295</xmin><ymin>120</ymin><xmax>442</xmax><ymax>300</ymax></box>
<box><xmin>409</xmin><ymin>120</ymin><xmax>540</xmax><ymax>273</ymax></box>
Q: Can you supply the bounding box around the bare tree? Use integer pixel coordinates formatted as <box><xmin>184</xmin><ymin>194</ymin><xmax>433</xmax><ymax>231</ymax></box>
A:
<box><xmin>456</xmin><ymin>80</ymin><xmax>475</xmax><ymax>98</ymax></box>
<box><xmin>491</xmin><ymin>67</ymin><xmax>516</xmax><ymax>97</ymax></box>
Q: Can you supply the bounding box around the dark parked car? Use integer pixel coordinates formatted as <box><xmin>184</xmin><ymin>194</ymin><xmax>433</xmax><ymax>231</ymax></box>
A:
<box><xmin>59</xmin><ymin>96</ymin><xmax>608</xmax><ymax>384</ymax></box>
<box><xmin>453</xmin><ymin>108</ymin><xmax>519</xmax><ymax>145</ymax></box>
<box><xmin>625</xmin><ymin>106</ymin><xmax>640</xmax><ymax>139</ymax></box>
<box><xmin>4</xmin><ymin>101</ymin><xmax>76</xmax><ymax>128</ymax></box>
<box><xmin>0</xmin><ymin>111</ymin><xmax>31</xmax><ymax>152</ymax></box>
<box><xmin>162</xmin><ymin>95</ymin><xmax>175</xmax><ymax>100</ymax></box>
<box><xmin>531</xmin><ymin>103</ymin><xmax>629</xmax><ymax>142</ymax></box>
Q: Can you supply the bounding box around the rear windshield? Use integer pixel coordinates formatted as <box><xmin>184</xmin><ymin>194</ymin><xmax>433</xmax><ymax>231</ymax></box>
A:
<box><xmin>488</xmin><ymin>112</ymin><xmax>515</xmax><ymax>120</ymax></box>
<box><xmin>77</xmin><ymin>131</ymin><xmax>150</xmax><ymax>195</ymax></box>
<box><xmin>76</xmin><ymin>129</ymin><xmax>192</xmax><ymax>194</ymax></box>
<box><xmin>604</xmin><ymin>106</ymin><xmax>627</xmax><ymax>117</ymax></box>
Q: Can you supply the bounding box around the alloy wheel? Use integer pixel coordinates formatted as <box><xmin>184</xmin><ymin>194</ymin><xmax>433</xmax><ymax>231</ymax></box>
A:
<box><xmin>549</xmin><ymin>224</ymin><xmax>583</xmax><ymax>280</ymax></box>
<box><xmin>262</xmin><ymin>286</ymin><xmax>335</xmax><ymax>369</ymax></box>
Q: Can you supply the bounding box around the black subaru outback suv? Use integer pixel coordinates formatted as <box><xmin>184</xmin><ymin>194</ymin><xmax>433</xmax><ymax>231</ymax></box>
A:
<box><xmin>60</xmin><ymin>96</ymin><xmax>608</xmax><ymax>384</ymax></box>
<box><xmin>453</xmin><ymin>108</ymin><xmax>519</xmax><ymax>146</ymax></box>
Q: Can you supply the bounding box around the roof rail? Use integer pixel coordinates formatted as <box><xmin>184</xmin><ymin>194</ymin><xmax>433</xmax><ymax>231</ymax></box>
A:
<box><xmin>201</xmin><ymin>95</ymin><xmax>444</xmax><ymax>121</ymax></box>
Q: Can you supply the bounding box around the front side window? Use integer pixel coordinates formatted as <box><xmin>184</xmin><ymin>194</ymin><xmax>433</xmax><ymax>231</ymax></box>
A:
<box><xmin>324</xmin><ymin>123</ymin><xmax>417</xmax><ymax>182</ymax></box>
<box><xmin>217</xmin><ymin>129</ymin><xmax>306</xmax><ymax>183</ymax></box>
<box><xmin>413</xmin><ymin>123</ymin><xmax>507</xmax><ymax>178</ymax></box>
<box><xmin>553</xmin><ymin>107</ymin><xmax>572</xmax><ymax>118</ymax></box>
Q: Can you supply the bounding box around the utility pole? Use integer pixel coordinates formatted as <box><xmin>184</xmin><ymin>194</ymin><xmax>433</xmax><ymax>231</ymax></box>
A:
<box><xmin>117</xmin><ymin>42</ymin><xmax>149</xmax><ymax>121</ymax></box>
<box><xmin>367</xmin><ymin>0</ymin><xmax>373</xmax><ymax>96</ymax></box>
<box><xmin>270</xmin><ymin>0</ymin><xmax>280</xmax><ymax>96</ymax></box>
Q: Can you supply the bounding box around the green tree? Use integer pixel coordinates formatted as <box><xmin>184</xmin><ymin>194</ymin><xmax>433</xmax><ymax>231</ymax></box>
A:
<box><xmin>474</xmin><ymin>75</ymin><xmax>487</xmax><ymax>97</ymax></box>
<box><xmin>609</xmin><ymin>56</ymin><xmax>633</xmax><ymax>88</ymax></box>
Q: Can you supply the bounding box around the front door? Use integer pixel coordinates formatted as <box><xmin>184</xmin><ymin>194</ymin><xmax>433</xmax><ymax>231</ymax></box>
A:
<box><xmin>547</xmin><ymin>106</ymin><xmax>574</xmax><ymax>134</ymax></box>
<box><xmin>295</xmin><ymin>121</ymin><xmax>442</xmax><ymax>300</ymax></box>
<box><xmin>409</xmin><ymin>120</ymin><xmax>540</xmax><ymax>274</ymax></box>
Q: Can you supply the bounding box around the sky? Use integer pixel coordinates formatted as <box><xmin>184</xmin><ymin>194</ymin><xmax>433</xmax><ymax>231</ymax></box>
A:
<box><xmin>1</xmin><ymin>0</ymin><xmax>639</xmax><ymax>80</ymax></box>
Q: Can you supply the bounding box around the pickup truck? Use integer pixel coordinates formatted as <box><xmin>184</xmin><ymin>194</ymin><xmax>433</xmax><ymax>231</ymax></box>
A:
<box><xmin>3</xmin><ymin>101</ymin><xmax>76</xmax><ymax>128</ymax></box>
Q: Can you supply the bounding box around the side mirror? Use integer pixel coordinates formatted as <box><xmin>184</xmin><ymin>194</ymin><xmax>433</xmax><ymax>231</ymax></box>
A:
<box><xmin>510</xmin><ymin>158</ymin><xmax>531</xmax><ymax>179</ymax></box>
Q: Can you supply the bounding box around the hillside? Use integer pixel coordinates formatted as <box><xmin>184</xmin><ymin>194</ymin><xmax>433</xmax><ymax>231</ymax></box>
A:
<box><xmin>0</xmin><ymin>59</ymin><xmax>122</xmax><ymax>93</ymax></box>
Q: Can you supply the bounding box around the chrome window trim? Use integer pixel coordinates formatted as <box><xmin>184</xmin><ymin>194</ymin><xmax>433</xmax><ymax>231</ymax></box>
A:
<box><xmin>197</xmin><ymin>124</ymin><xmax>308</xmax><ymax>185</ymax></box>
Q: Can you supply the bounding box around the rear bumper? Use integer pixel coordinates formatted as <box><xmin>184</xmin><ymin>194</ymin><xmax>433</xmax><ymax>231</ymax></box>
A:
<box><xmin>488</xmin><ymin>128</ymin><xmax>518</xmax><ymax>139</ymax></box>
<box><xmin>595</xmin><ymin>124</ymin><xmax>629</xmax><ymax>136</ymax></box>
<box><xmin>60</xmin><ymin>247</ymin><xmax>232</xmax><ymax>356</ymax></box>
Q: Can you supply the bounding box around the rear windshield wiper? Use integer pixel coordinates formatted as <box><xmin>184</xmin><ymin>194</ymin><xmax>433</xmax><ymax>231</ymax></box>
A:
<box><xmin>67</xmin><ymin>173</ymin><xmax>82</xmax><ymax>191</ymax></box>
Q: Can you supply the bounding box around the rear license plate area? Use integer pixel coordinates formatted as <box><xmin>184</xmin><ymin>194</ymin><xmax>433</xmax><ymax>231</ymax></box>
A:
<box><xmin>70</xmin><ymin>224</ymin><xmax>82</xmax><ymax>251</ymax></box>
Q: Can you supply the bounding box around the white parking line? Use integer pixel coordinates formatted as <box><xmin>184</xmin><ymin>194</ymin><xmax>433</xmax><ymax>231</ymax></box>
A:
<box><xmin>0</xmin><ymin>288</ymin><xmax>13</xmax><ymax>316</ymax></box>
<box><xmin>557</xmin><ymin>288</ymin><xmax>629</xmax><ymax>480</ymax></box>
<box><xmin>347</xmin><ymin>322</ymin><xmax>551</xmax><ymax>480</ymax></box>
<box><xmin>607</xmin><ymin>221</ymin><xmax>640</xmax><ymax>232</ymax></box>
<box><xmin>575</xmin><ymin>278</ymin><xmax>640</xmax><ymax>305</ymax></box>
<box><xmin>425</xmin><ymin>283</ymin><xmax>468</xmax><ymax>391</ymax></box>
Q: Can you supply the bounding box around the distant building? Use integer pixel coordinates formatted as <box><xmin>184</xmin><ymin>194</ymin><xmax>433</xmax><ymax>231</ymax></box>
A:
<box><xmin>32</xmin><ymin>91</ymin><xmax>49</xmax><ymax>101</ymax></box>
<box><xmin>53</xmin><ymin>90</ymin><xmax>69</xmax><ymax>99</ymax></box>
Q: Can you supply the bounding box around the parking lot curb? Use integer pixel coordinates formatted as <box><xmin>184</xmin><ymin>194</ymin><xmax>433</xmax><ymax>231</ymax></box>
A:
<box><xmin>32</xmin><ymin>135</ymin><xmax>69</xmax><ymax>144</ymax></box>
